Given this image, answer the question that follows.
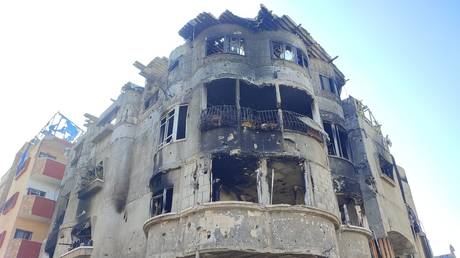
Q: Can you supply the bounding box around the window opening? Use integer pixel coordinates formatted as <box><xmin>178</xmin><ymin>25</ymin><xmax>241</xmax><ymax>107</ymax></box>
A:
<box><xmin>279</xmin><ymin>85</ymin><xmax>313</xmax><ymax>117</ymax></box>
<box><xmin>159</xmin><ymin>105</ymin><xmax>188</xmax><ymax>146</ymax></box>
<box><xmin>296</xmin><ymin>48</ymin><xmax>309</xmax><ymax>68</ymax></box>
<box><xmin>14</xmin><ymin>229</ymin><xmax>32</xmax><ymax>240</ymax></box>
<box><xmin>144</xmin><ymin>91</ymin><xmax>159</xmax><ymax>110</ymax></box>
<box><xmin>27</xmin><ymin>188</ymin><xmax>46</xmax><ymax>197</ymax></box>
<box><xmin>206</xmin><ymin>35</ymin><xmax>245</xmax><ymax>56</ymax></box>
<box><xmin>379</xmin><ymin>155</ymin><xmax>394</xmax><ymax>180</ymax></box>
<box><xmin>211</xmin><ymin>155</ymin><xmax>259</xmax><ymax>203</ymax></box>
<box><xmin>272</xmin><ymin>41</ymin><xmax>298</xmax><ymax>62</ymax></box>
<box><xmin>323</xmin><ymin>122</ymin><xmax>349</xmax><ymax>159</ymax></box>
<box><xmin>1</xmin><ymin>192</ymin><xmax>19</xmax><ymax>215</ymax></box>
<box><xmin>319</xmin><ymin>75</ymin><xmax>339</xmax><ymax>96</ymax></box>
<box><xmin>150</xmin><ymin>188</ymin><xmax>173</xmax><ymax>216</ymax></box>
<box><xmin>268</xmin><ymin>158</ymin><xmax>306</xmax><ymax>205</ymax></box>
<box><xmin>38</xmin><ymin>152</ymin><xmax>56</xmax><ymax>160</ymax></box>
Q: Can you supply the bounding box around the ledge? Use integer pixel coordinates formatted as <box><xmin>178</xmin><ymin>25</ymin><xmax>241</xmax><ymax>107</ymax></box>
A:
<box><xmin>77</xmin><ymin>179</ymin><xmax>104</xmax><ymax>199</ymax></box>
<box><xmin>143</xmin><ymin>201</ymin><xmax>340</xmax><ymax>235</ymax></box>
<box><xmin>340</xmin><ymin>224</ymin><xmax>373</xmax><ymax>239</ymax></box>
<box><xmin>60</xmin><ymin>246</ymin><xmax>93</xmax><ymax>258</ymax></box>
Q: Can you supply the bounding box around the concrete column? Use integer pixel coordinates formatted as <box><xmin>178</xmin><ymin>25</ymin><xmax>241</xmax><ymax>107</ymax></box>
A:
<box><xmin>303</xmin><ymin>161</ymin><xmax>314</xmax><ymax>206</ymax></box>
<box><xmin>256</xmin><ymin>158</ymin><xmax>270</xmax><ymax>205</ymax></box>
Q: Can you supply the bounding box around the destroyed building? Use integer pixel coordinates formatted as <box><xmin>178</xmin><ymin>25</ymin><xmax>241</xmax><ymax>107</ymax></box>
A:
<box><xmin>43</xmin><ymin>6</ymin><xmax>433</xmax><ymax>258</ymax></box>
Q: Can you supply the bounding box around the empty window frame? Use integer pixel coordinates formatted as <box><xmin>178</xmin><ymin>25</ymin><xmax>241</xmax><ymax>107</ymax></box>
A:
<box><xmin>150</xmin><ymin>188</ymin><xmax>173</xmax><ymax>216</ymax></box>
<box><xmin>268</xmin><ymin>158</ymin><xmax>306</xmax><ymax>205</ymax></box>
<box><xmin>71</xmin><ymin>220</ymin><xmax>92</xmax><ymax>249</ymax></box>
<box><xmin>27</xmin><ymin>188</ymin><xmax>46</xmax><ymax>197</ymax></box>
<box><xmin>319</xmin><ymin>75</ymin><xmax>339</xmax><ymax>96</ymax></box>
<box><xmin>206</xmin><ymin>35</ymin><xmax>245</xmax><ymax>56</ymax></box>
<box><xmin>272</xmin><ymin>41</ymin><xmax>296</xmax><ymax>62</ymax></box>
<box><xmin>211</xmin><ymin>155</ymin><xmax>259</xmax><ymax>203</ymax></box>
<box><xmin>296</xmin><ymin>48</ymin><xmax>309</xmax><ymax>69</ymax></box>
<box><xmin>338</xmin><ymin>197</ymin><xmax>364</xmax><ymax>227</ymax></box>
<box><xmin>378</xmin><ymin>155</ymin><xmax>394</xmax><ymax>180</ymax></box>
<box><xmin>14</xmin><ymin>229</ymin><xmax>32</xmax><ymax>240</ymax></box>
<box><xmin>323</xmin><ymin>122</ymin><xmax>349</xmax><ymax>159</ymax></box>
<box><xmin>159</xmin><ymin>105</ymin><xmax>188</xmax><ymax>146</ymax></box>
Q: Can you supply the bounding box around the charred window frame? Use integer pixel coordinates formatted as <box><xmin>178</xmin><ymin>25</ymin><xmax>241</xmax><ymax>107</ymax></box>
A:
<box><xmin>271</xmin><ymin>41</ymin><xmax>296</xmax><ymax>62</ymax></box>
<box><xmin>296</xmin><ymin>48</ymin><xmax>310</xmax><ymax>69</ymax></box>
<box><xmin>378</xmin><ymin>155</ymin><xmax>394</xmax><ymax>180</ymax></box>
<box><xmin>323</xmin><ymin>122</ymin><xmax>349</xmax><ymax>159</ymax></box>
<box><xmin>159</xmin><ymin>105</ymin><xmax>188</xmax><ymax>147</ymax></box>
<box><xmin>14</xmin><ymin>229</ymin><xmax>32</xmax><ymax>240</ymax></box>
<box><xmin>71</xmin><ymin>220</ymin><xmax>92</xmax><ymax>250</ymax></box>
<box><xmin>150</xmin><ymin>188</ymin><xmax>173</xmax><ymax>217</ymax></box>
<box><xmin>319</xmin><ymin>75</ymin><xmax>339</xmax><ymax>96</ymax></box>
<box><xmin>211</xmin><ymin>155</ymin><xmax>259</xmax><ymax>203</ymax></box>
<box><xmin>206</xmin><ymin>35</ymin><xmax>245</xmax><ymax>56</ymax></box>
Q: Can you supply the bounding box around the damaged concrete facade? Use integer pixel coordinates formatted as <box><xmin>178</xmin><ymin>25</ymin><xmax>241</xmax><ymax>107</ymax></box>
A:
<box><xmin>44</xmin><ymin>6</ymin><xmax>432</xmax><ymax>258</ymax></box>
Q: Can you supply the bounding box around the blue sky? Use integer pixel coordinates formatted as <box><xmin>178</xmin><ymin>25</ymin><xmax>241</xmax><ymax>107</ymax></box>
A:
<box><xmin>0</xmin><ymin>0</ymin><xmax>458</xmax><ymax>255</ymax></box>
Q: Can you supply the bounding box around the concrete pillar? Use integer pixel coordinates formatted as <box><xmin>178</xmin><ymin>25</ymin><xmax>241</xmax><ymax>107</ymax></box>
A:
<box><xmin>256</xmin><ymin>158</ymin><xmax>270</xmax><ymax>205</ymax></box>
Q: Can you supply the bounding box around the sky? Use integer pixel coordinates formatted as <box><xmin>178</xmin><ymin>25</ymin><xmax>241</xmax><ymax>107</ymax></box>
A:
<box><xmin>0</xmin><ymin>0</ymin><xmax>458</xmax><ymax>255</ymax></box>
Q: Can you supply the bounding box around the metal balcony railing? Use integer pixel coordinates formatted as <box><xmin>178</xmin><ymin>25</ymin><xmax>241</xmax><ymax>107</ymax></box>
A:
<box><xmin>282</xmin><ymin>110</ymin><xmax>310</xmax><ymax>134</ymax></box>
<box><xmin>201</xmin><ymin>105</ymin><xmax>280</xmax><ymax>131</ymax></box>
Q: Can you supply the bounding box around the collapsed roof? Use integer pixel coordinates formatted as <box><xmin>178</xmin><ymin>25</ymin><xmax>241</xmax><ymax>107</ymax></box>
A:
<box><xmin>179</xmin><ymin>5</ymin><xmax>344</xmax><ymax>81</ymax></box>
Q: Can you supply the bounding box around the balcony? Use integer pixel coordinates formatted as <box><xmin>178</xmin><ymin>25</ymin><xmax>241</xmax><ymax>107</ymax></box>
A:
<box><xmin>77</xmin><ymin>166</ymin><xmax>104</xmax><ymax>199</ymax></box>
<box><xmin>201</xmin><ymin>105</ymin><xmax>321</xmax><ymax>138</ymax></box>
<box><xmin>60</xmin><ymin>246</ymin><xmax>93</xmax><ymax>258</ymax></box>
<box><xmin>5</xmin><ymin>239</ymin><xmax>41</xmax><ymax>258</ymax></box>
<box><xmin>18</xmin><ymin>195</ymin><xmax>56</xmax><ymax>222</ymax></box>
<box><xmin>31</xmin><ymin>158</ymin><xmax>65</xmax><ymax>183</ymax></box>
<box><xmin>338</xmin><ymin>225</ymin><xmax>372</xmax><ymax>258</ymax></box>
<box><xmin>144</xmin><ymin>202</ymin><xmax>340</xmax><ymax>258</ymax></box>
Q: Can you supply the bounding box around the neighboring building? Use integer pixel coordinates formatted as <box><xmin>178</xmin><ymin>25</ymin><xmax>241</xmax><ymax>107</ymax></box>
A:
<box><xmin>0</xmin><ymin>113</ymin><xmax>81</xmax><ymax>258</ymax></box>
<box><xmin>43</xmin><ymin>6</ymin><xmax>432</xmax><ymax>258</ymax></box>
<box><xmin>435</xmin><ymin>245</ymin><xmax>456</xmax><ymax>258</ymax></box>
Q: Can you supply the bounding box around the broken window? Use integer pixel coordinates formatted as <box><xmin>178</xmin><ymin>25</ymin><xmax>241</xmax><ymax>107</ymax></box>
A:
<box><xmin>268</xmin><ymin>158</ymin><xmax>306</xmax><ymax>205</ymax></box>
<box><xmin>211</xmin><ymin>155</ymin><xmax>259</xmax><ymax>203</ymax></box>
<box><xmin>319</xmin><ymin>75</ymin><xmax>339</xmax><ymax>96</ymax></box>
<box><xmin>70</xmin><ymin>220</ymin><xmax>92</xmax><ymax>250</ymax></box>
<box><xmin>206</xmin><ymin>35</ymin><xmax>245</xmax><ymax>56</ymax></box>
<box><xmin>150</xmin><ymin>188</ymin><xmax>173</xmax><ymax>216</ymax></box>
<box><xmin>272</xmin><ymin>41</ymin><xmax>296</xmax><ymax>62</ymax></box>
<box><xmin>168</xmin><ymin>59</ymin><xmax>179</xmax><ymax>72</ymax></box>
<box><xmin>149</xmin><ymin>173</ymin><xmax>173</xmax><ymax>216</ymax></box>
<box><xmin>323</xmin><ymin>122</ymin><xmax>349</xmax><ymax>159</ymax></box>
<box><xmin>14</xmin><ymin>229</ymin><xmax>32</xmax><ymax>240</ymax></box>
<box><xmin>296</xmin><ymin>48</ymin><xmax>309</xmax><ymax>69</ymax></box>
<box><xmin>379</xmin><ymin>155</ymin><xmax>394</xmax><ymax>180</ymax></box>
<box><xmin>159</xmin><ymin>105</ymin><xmax>188</xmax><ymax>146</ymax></box>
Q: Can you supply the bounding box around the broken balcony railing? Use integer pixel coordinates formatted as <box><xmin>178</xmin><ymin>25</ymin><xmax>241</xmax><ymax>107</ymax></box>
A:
<box><xmin>201</xmin><ymin>105</ymin><xmax>313</xmax><ymax>135</ymax></box>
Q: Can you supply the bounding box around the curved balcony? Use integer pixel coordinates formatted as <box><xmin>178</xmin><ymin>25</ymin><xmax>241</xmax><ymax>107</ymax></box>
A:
<box><xmin>338</xmin><ymin>225</ymin><xmax>372</xmax><ymax>258</ymax></box>
<box><xmin>144</xmin><ymin>202</ymin><xmax>340</xmax><ymax>258</ymax></box>
<box><xmin>329</xmin><ymin>156</ymin><xmax>361</xmax><ymax>199</ymax></box>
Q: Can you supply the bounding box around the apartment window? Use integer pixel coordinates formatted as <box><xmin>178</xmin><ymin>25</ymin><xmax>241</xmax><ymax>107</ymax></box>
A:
<box><xmin>206</xmin><ymin>35</ymin><xmax>245</xmax><ymax>56</ymax></box>
<box><xmin>272</xmin><ymin>41</ymin><xmax>295</xmax><ymax>62</ymax></box>
<box><xmin>144</xmin><ymin>91</ymin><xmax>159</xmax><ymax>110</ymax></box>
<box><xmin>14</xmin><ymin>229</ymin><xmax>32</xmax><ymax>240</ymax></box>
<box><xmin>379</xmin><ymin>155</ymin><xmax>394</xmax><ymax>180</ymax></box>
<box><xmin>296</xmin><ymin>48</ymin><xmax>309</xmax><ymax>69</ymax></box>
<box><xmin>319</xmin><ymin>75</ymin><xmax>339</xmax><ymax>96</ymax></box>
<box><xmin>159</xmin><ymin>105</ymin><xmax>188</xmax><ymax>146</ymax></box>
<box><xmin>27</xmin><ymin>188</ymin><xmax>46</xmax><ymax>197</ymax></box>
<box><xmin>323</xmin><ymin>122</ymin><xmax>349</xmax><ymax>159</ymax></box>
<box><xmin>1</xmin><ymin>192</ymin><xmax>19</xmax><ymax>215</ymax></box>
<box><xmin>38</xmin><ymin>152</ymin><xmax>56</xmax><ymax>160</ymax></box>
<box><xmin>150</xmin><ymin>188</ymin><xmax>173</xmax><ymax>216</ymax></box>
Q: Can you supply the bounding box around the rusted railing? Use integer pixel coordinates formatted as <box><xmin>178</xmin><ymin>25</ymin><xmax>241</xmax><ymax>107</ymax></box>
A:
<box><xmin>201</xmin><ymin>105</ymin><xmax>280</xmax><ymax>131</ymax></box>
<box><xmin>201</xmin><ymin>105</ymin><xmax>316</xmax><ymax>135</ymax></box>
